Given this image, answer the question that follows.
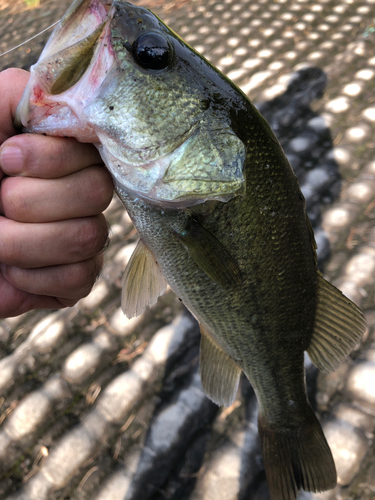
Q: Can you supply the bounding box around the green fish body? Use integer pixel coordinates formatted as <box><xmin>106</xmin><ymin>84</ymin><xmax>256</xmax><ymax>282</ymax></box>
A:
<box><xmin>16</xmin><ymin>1</ymin><xmax>366</xmax><ymax>498</ymax></box>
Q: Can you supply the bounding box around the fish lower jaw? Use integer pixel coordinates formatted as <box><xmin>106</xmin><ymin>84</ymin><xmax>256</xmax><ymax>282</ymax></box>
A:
<box><xmin>99</xmin><ymin>146</ymin><xmax>216</xmax><ymax>209</ymax></box>
<box><xmin>113</xmin><ymin>177</ymin><xmax>236</xmax><ymax>210</ymax></box>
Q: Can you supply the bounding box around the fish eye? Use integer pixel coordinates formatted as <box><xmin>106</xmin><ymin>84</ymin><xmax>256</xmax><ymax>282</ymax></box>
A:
<box><xmin>133</xmin><ymin>32</ymin><xmax>171</xmax><ymax>70</ymax></box>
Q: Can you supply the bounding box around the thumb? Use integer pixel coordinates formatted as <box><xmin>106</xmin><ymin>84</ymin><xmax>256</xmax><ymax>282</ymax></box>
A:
<box><xmin>0</xmin><ymin>68</ymin><xmax>30</xmax><ymax>145</ymax></box>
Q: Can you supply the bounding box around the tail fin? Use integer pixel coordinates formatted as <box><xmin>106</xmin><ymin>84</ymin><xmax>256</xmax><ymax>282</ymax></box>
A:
<box><xmin>258</xmin><ymin>406</ymin><xmax>336</xmax><ymax>500</ymax></box>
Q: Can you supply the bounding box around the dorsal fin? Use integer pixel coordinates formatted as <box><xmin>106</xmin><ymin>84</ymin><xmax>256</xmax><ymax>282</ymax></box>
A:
<box><xmin>307</xmin><ymin>274</ymin><xmax>367</xmax><ymax>374</ymax></box>
<box><xmin>121</xmin><ymin>239</ymin><xmax>167</xmax><ymax>319</ymax></box>
<box><xmin>199</xmin><ymin>325</ymin><xmax>242</xmax><ymax>407</ymax></box>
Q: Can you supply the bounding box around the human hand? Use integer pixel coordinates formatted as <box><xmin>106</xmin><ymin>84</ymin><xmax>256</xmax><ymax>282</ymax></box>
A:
<box><xmin>0</xmin><ymin>68</ymin><xmax>114</xmax><ymax>319</ymax></box>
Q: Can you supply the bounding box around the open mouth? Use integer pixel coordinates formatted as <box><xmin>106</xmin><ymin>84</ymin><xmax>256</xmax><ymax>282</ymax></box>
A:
<box><xmin>15</xmin><ymin>0</ymin><xmax>118</xmax><ymax>140</ymax></box>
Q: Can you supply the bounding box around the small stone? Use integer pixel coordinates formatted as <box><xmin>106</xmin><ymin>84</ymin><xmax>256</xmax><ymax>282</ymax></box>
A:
<box><xmin>62</xmin><ymin>343</ymin><xmax>103</xmax><ymax>385</ymax></box>
<box><xmin>344</xmin><ymin>247</ymin><xmax>375</xmax><ymax>287</ymax></box>
<box><xmin>316</xmin><ymin>363</ymin><xmax>350</xmax><ymax>409</ymax></box>
<box><xmin>355</xmin><ymin>69</ymin><xmax>374</xmax><ymax>80</ymax></box>
<box><xmin>2</xmin><ymin>377</ymin><xmax>71</xmax><ymax>468</ymax></box>
<box><xmin>103</xmin><ymin>242</ymin><xmax>136</xmax><ymax>283</ymax></box>
<box><xmin>261</xmin><ymin>83</ymin><xmax>287</xmax><ymax>100</ymax></box>
<box><xmin>345</xmin><ymin>125</ymin><xmax>370</xmax><ymax>142</ymax></box>
<box><xmin>364</xmin><ymin>161</ymin><xmax>375</xmax><ymax>176</ymax></box>
<box><xmin>82</xmin><ymin>408</ymin><xmax>110</xmax><ymax>442</ymax></box>
<box><xmin>0</xmin><ymin>358</ymin><xmax>16</xmax><ymax>393</ymax></box>
<box><xmin>114</xmin><ymin>243</ymin><xmax>137</xmax><ymax>267</ymax></box>
<box><xmin>343</xmin><ymin>83</ymin><xmax>362</xmax><ymax>96</ymax></box>
<box><xmin>43</xmin><ymin>377</ymin><xmax>72</xmax><ymax>402</ymax></box>
<box><xmin>289</xmin><ymin>136</ymin><xmax>311</xmax><ymax>153</ymax></box>
<box><xmin>333</xmin><ymin>280</ymin><xmax>363</xmax><ymax>305</ymax></box>
<box><xmin>325</xmin><ymin>97</ymin><xmax>349</xmax><ymax>113</ymax></box>
<box><xmin>323</xmin><ymin>418</ymin><xmax>369</xmax><ymax>485</ymax></box>
<box><xmin>29</xmin><ymin>313</ymin><xmax>66</xmax><ymax>353</ymax></box>
<box><xmin>42</xmin><ymin>426</ymin><xmax>97</xmax><ymax>489</ymax></box>
<box><xmin>345</xmin><ymin>362</ymin><xmax>375</xmax><ymax>408</ymax></box>
<box><xmin>93</xmin><ymin>451</ymin><xmax>141</xmax><ymax>500</ymax></box>
<box><xmin>147</xmin><ymin>314</ymin><xmax>197</xmax><ymax>364</ymax></box>
<box><xmin>132</xmin><ymin>356</ymin><xmax>156</xmax><ymax>382</ymax></box>
<box><xmin>344</xmin><ymin>181</ymin><xmax>375</xmax><ymax>203</ymax></box>
<box><xmin>191</xmin><ymin>429</ymin><xmax>245</xmax><ymax>500</ymax></box>
<box><xmin>4</xmin><ymin>391</ymin><xmax>52</xmax><ymax>441</ymax></box>
<box><xmin>332</xmin><ymin>403</ymin><xmax>375</xmax><ymax>433</ymax></box>
<box><xmin>79</xmin><ymin>279</ymin><xmax>111</xmax><ymax>309</ymax></box>
<box><xmin>96</xmin><ymin>370</ymin><xmax>143</xmax><ymax>423</ymax></box>
<box><xmin>323</xmin><ymin>204</ymin><xmax>359</xmax><ymax>231</ymax></box>
<box><xmin>362</xmin><ymin>107</ymin><xmax>375</xmax><ymax>122</ymax></box>
<box><xmin>241</xmin><ymin>70</ymin><xmax>273</xmax><ymax>94</ymax></box>
<box><xmin>109</xmin><ymin>307</ymin><xmax>143</xmax><ymax>336</ymax></box>
<box><xmin>93</xmin><ymin>330</ymin><xmax>114</xmax><ymax>351</ymax></box>
<box><xmin>93</xmin><ymin>470</ymin><xmax>132</xmax><ymax>500</ymax></box>
<box><xmin>327</xmin><ymin>147</ymin><xmax>351</xmax><ymax>165</ymax></box>
<box><xmin>302</xmin><ymin>167</ymin><xmax>331</xmax><ymax>193</ymax></box>
<box><xmin>19</xmin><ymin>472</ymin><xmax>51</xmax><ymax>500</ymax></box>
<box><xmin>307</xmin><ymin>116</ymin><xmax>328</xmax><ymax>132</ymax></box>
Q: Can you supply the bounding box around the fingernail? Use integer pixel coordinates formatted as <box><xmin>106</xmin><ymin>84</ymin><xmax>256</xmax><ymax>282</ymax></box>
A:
<box><xmin>0</xmin><ymin>147</ymin><xmax>23</xmax><ymax>175</ymax></box>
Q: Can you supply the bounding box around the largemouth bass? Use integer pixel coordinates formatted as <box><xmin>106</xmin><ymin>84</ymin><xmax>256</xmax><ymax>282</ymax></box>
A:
<box><xmin>16</xmin><ymin>1</ymin><xmax>366</xmax><ymax>498</ymax></box>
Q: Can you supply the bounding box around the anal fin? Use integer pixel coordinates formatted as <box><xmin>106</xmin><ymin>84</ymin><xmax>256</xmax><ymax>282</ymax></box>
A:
<box><xmin>307</xmin><ymin>274</ymin><xmax>367</xmax><ymax>374</ymax></box>
<box><xmin>199</xmin><ymin>325</ymin><xmax>241</xmax><ymax>407</ymax></box>
<box><xmin>121</xmin><ymin>239</ymin><xmax>167</xmax><ymax>319</ymax></box>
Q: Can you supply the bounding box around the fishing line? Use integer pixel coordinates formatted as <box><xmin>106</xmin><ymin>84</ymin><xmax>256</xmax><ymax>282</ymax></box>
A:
<box><xmin>0</xmin><ymin>20</ymin><xmax>60</xmax><ymax>58</ymax></box>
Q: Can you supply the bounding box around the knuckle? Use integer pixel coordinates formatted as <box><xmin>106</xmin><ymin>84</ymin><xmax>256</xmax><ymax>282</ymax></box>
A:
<box><xmin>65</xmin><ymin>257</ymin><xmax>102</xmax><ymax>298</ymax></box>
<box><xmin>87</xmin><ymin>167</ymin><xmax>114</xmax><ymax>211</ymax></box>
<box><xmin>50</xmin><ymin>137</ymin><xmax>82</xmax><ymax>174</ymax></box>
<box><xmin>71</xmin><ymin>215</ymin><xmax>109</xmax><ymax>260</ymax></box>
<box><xmin>1</xmin><ymin>177</ymin><xmax>28</xmax><ymax>221</ymax></box>
<box><xmin>0</xmin><ymin>220</ymin><xmax>23</xmax><ymax>265</ymax></box>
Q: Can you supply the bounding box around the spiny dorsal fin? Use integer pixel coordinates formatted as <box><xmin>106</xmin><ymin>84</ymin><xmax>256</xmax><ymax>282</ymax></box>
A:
<box><xmin>307</xmin><ymin>274</ymin><xmax>367</xmax><ymax>374</ymax></box>
<box><xmin>121</xmin><ymin>239</ymin><xmax>167</xmax><ymax>319</ymax></box>
<box><xmin>199</xmin><ymin>325</ymin><xmax>242</xmax><ymax>407</ymax></box>
<box><xmin>174</xmin><ymin>218</ymin><xmax>242</xmax><ymax>288</ymax></box>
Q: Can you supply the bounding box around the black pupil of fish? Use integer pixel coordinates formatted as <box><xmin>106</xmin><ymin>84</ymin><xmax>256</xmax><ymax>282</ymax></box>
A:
<box><xmin>134</xmin><ymin>33</ymin><xmax>170</xmax><ymax>70</ymax></box>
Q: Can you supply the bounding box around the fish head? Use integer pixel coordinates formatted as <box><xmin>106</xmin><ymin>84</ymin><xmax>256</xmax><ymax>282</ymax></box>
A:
<box><xmin>16</xmin><ymin>0</ymin><xmax>246</xmax><ymax>207</ymax></box>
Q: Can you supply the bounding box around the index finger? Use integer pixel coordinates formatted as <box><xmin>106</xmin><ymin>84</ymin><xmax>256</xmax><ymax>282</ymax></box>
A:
<box><xmin>0</xmin><ymin>133</ymin><xmax>103</xmax><ymax>178</ymax></box>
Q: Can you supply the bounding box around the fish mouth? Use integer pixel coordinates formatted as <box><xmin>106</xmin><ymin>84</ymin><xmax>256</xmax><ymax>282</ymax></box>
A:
<box><xmin>15</xmin><ymin>0</ymin><xmax>137</xmax><ymax>138</ymax></box>
<box><xmin>15</xmin><ymin>0</ymin><xmax>166</xmax><ymax>137</ymax></box>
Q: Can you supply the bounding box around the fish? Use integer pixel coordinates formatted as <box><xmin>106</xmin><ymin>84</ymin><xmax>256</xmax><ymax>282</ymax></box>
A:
<box><xmin>15</xmin><ymin>1</ymin><xmax>367</xmax><ymax>498</ymax></box>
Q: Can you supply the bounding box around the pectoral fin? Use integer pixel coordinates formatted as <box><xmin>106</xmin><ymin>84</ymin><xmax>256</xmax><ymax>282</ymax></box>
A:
<box><xmin>307</xmin><ymin>274</ymin><xmax>367</xmax><ymax>373</ymax></box>
<box><xmin>199</xmin><ymin>325</ymin><xmax>242</xmax><ymax>407</ymax></box>
<box><xmin>174</xmin><ymin>219</ymin><xmax>242</xmax><ymax>288</ymax></box>
<box><xmin>121</xmin><ymin>239</ymin><xmax>167</xmax><ymax>319</ymax></box>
